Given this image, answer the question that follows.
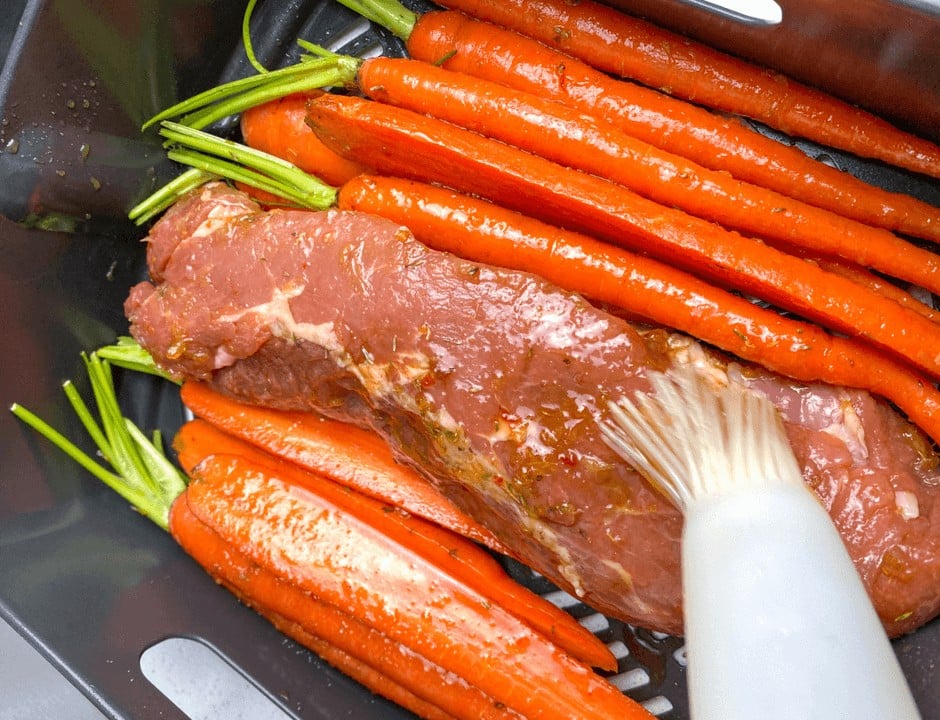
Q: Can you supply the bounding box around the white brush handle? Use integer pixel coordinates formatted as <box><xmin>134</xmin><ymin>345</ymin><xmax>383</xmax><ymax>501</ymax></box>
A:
<box><xmin>683</xmin><ymin>483</ymin><xmax>922</xmax><ymax>720</ymax></box>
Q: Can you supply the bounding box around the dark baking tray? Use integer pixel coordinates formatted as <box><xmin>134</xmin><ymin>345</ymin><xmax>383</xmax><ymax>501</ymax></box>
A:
<box><xmin>0</xmin><ymin>1</ymin><xmax>937</xmax><ymax>718</ymax></box>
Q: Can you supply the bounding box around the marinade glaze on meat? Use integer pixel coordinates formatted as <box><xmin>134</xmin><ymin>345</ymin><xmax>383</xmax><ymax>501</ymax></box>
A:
<box><xmin>126</xmin><ymin>184</ymin><xmax>940</xmax><ymax>638</ymax></box>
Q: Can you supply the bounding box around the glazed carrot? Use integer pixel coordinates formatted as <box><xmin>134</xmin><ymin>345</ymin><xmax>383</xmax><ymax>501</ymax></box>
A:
<box><xmin>27</xmin><ymin>351</ymin><xmax>628</xmax><ymax>719</ymax></box>
<box><xmin>806</xmin><ymin>256</ymin><xmax>940</xmax><ymax>323</ymax></box>
<box><xmin>338</xmin><ymin>175</ymin><xmax>940</xmax><ymax>446</ymax></box>
<box><xmin>357</xmin><ymin>56</ymin><xmax>940</xmax><ymax>294</ymax></box>
<box><xmin>177</xmin><ymin>380</ymin><xmax>507</xmax><ymax>553</ymax></box>
<box><xmin>174</xmin><ymin>419</ymin><xmax>252</xmax><ymax>474</ymax></box>
<box><xmin>436</xmin><ymin>0</ymin><xmax>940</xmax><ymax>180</ymax></box>
<box><xmin>240</xmin><ymin>93</ymin><xmax>368</xmax><ymax>187</ymax></box>
<box><xmin>169</xmin><ymin>497</ymin><xmax>519</xmax><ymax>720</ymax></box>
<box><xmin>268</xmin><ymin>616</ymin><xmax>484</xmax><ymax>720</ymax></box>
<box><xmin>390</xmin><ymin>8</ymin><xmax>939</xmax><ymax>242</ymax></box>
<box><xmin>172</xmin><ymin>414</ymin><xmax>618</xmax><ymax>672</ymax></box>
<box><xmin>305</xmin><ymin>93</ymin><xmax>940</xmax><ymax>379</ymax></box>
<box><xmin>183</xmin><ymin>452</ymin><xmax>654</xmax><ymax>719</ymax></box>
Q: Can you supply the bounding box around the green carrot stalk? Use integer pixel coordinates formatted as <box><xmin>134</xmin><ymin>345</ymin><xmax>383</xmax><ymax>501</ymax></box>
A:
<box><xmin>130</xmin><ymin>122</ymin><xmax>338</xmax><ymax>224</ymax></box>
<box><xmin>94</xmin><ymin>335</ymin><xmax>180</xmax><ymax>380</ymax></box>
<box><xmin>141</xmin><ymin>55</ymin><xmax>359</xmax><ymax>132</ymax></box>
<box><xmin>9</xmin><ymin>350</ymin><xmax>186</xmax><ymax>529</ymax></box>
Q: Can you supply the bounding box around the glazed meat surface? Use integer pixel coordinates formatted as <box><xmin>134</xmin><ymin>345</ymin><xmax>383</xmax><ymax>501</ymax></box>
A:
<box><xmin>126</xmin><ymin>183</ymin><xmax>940</xmax><ymax>637</ymax></box>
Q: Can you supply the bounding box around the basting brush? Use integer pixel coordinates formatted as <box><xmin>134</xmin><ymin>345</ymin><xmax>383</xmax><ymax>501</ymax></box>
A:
<box><xmin>600</xmin><ymin>366</ymin><xmax>922</xmax><ymax>720</ymax></box>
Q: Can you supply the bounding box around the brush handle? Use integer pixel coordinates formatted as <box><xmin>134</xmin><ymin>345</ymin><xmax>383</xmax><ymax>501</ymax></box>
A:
<box><xmin>682</xmin><ymin>483</ymin><xmax>922</xmax><ymax>720</ymax></box>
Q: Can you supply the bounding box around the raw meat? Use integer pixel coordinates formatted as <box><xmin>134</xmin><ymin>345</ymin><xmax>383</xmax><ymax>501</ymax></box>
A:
<box><xmin>126</xmin><ymin>183</ymin><xmax>940</xmax><ymax>637</ymax></box>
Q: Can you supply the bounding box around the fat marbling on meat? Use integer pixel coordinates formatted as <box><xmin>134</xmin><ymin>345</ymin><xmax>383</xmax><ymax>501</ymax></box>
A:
<box><xmin>126</xmin><ymin>183</ymin><xmax>940</xmax><ymax>637</ymax></box>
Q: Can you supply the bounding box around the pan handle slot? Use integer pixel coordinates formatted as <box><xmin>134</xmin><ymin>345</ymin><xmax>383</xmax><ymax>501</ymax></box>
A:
<box><xmin>139</xmin><ymin>635</ymin><xmax>297</xmax><ymax>720</ymax></box>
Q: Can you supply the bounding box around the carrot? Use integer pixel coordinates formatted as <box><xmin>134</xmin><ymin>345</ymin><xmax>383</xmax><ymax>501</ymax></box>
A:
<box><xmin>268</xmin><ymin>615</ymin><xmax>483</xmax><ymax>720</ymax></box>
<box><xmin>356</xmin><ymin>56</ymin><xmax>940</xmax><ymax>294</ymax></box>
<box><xmin>183</xmin><ymin>452</ymin><xmax>654</xmax><ymax>719</ymax></box>
<box><xmin>272</xmin><ymin>621</ymin><xmax>463</xmax><ymax>720</ymax></box>
<box><xmin>337</xmin><ymin>175</ymin><xmax>940</xmax><ymax>447</ymax></box>
<box><xmin>172</xmin><ymin>414</ymin><xmax>619</xmax><ymax>672</ymax></box>
<box><xmin>805</xmin><ymin>256</ymin><xmax>940</xmax><ymax>323</ymax></box>
<box><xmin>239</xmin><ymin>93</ymin><xmax>368</xmax><ymax>187</ymax></box>
<box><xmin>304</xmin><ymin>92</ymin><xmax>940</xmax><ymax>380</ymax></box>
<box><xmin>435</xmin><ymin>0</ymin><xmax>940</xmax><ymax>180</ymax></box>
<box><xmin>388</xmin><ymin>7</ymin><xmax>939</xmax><ymax>242</ymax></box>
<box><xmin>176</xmin><ymin>379</ymin><xmax>508</xmax><ymax>553</ymax></box>
<box><xmin>169</xmin><ymin>497</ymin><xmax>519</xmax><ymax>720</ymax></box>
<box><xmin>174</xmin><ymin>419</ymin><xmax>252</xmax><ymax>474</ymax></box>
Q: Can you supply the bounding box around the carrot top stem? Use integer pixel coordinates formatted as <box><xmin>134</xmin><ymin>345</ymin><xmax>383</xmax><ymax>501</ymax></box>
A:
<box><xmin>131</xmin><ymin>123</ymin><xmax>339</xmax><ymax>224</ymax></box>
<box><xmin>241</xmin><ymin>0</ymin><xmax>269</xmax><ymax>74</ymax></box>
<box><xmin>163</xmin><ymin>122</ymin><xmax>338</xmax><ymax>204</ymax></box>
<box><xmin>141</xmin><ymin>54</ymin><xmax>360</xmax><ymax>132</ymax></box>
<box><xmin>128</xmin><ymin>168</ymin><xmax>217</xmax><ymax>225</ymax></box>
<box><xmin>134</xmin><ymin>43</ymin><xmax>364</xmax><ymax>224</ymax></box>
<box><xmin>94</xmin><ymin>335</ymin><xmax>181</xmax><ymax>381</ymax></box>
<box><xmin>9</xmin><ymin>350</ymin><xmax>187</xmax><ymax>530</ymax></box>
<box><xmin>335</xmin><ymin>0</ymin><xmax>416</xmax><ymax>41</ymax></box>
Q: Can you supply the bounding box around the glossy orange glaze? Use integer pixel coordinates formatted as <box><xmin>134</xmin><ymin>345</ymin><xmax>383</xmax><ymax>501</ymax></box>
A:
<box><xmin>168</xmin><ymin>494</ymin><xmax>512</xmax><ymax>720</ymax></box>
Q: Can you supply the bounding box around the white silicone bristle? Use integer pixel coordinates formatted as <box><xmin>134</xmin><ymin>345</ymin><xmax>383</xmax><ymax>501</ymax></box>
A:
<box><xmin>600</xmin><ymin>365</ymin><xmax>803</xmax><ymax>510</ymax></box>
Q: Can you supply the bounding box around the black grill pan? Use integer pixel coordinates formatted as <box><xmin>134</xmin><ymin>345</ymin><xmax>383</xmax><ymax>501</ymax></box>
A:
<box><xmin>0</xmin><ymin>1</ymin><xmax>936</xmax><ymax>718</ymax></box>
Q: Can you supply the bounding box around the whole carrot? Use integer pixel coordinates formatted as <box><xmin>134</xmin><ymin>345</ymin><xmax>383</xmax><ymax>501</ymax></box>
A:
<box><xmin>805</xmin><ymin>256</ymin><xmax>940</xmax><ymax>323</ymax></box>
<box><xmin>269</xmin><ymin>614</ymin><xmax>504</xmax><ymax>720</ymax></box>
<box><xmin>271</xmin><ymin>618</ymin><xmax>467</xmax><ymax>720</ymax></box>
<box><xmin>436</xmin><ymin>0</ymin><xmax>940</xmax><ymax>179</ymax></box>
<box><xmin>173</xmin><ymin>414</ymin><xmax>618</xmax><ymax>672</ymax></box>
<box><xmin>356</xmin><ymin>56</ymin><xmax>940</xmax><ymax>294</ymax></box>
<box><xmin>170</xmin><ymin>496</ymin><xmax>520</xmax><ymax>720</ymax></box>
<box><xmin>348</xmin><ymin>4</ymin><xmax>938</xmax><ymax>242</ymax></box>
<box><xmin>184</xmin><ymin>452</ymin><xmax>654</xmax><ymax>719</ymax></box>
<box><xmin>304</xmin><ymin>92</ymin><xmax>940</xmax><ymax>379</ymax></box>
<box><xmin>338</xmin><ymin>175</ymin><xmax>940</xmax><ymax>446</ymax></box>
<box><xmin>239</xmin><ymin>93</ymin><xmax>368</xmax><ymax>187</ymax></box>
<box><xmin>176</xmin><ymin>380</ymin><xmax>507</xmax><ymax>553</ymax></box>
